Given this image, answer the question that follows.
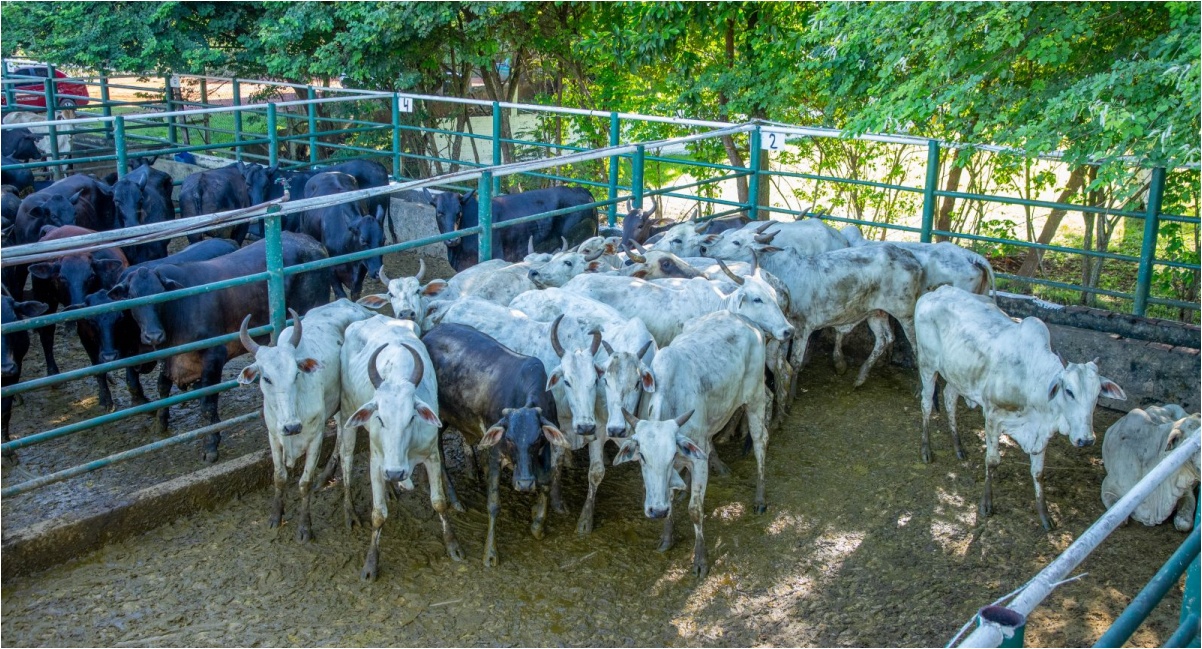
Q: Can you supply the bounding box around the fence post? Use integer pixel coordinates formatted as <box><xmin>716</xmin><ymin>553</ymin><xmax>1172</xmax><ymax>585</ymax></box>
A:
<box><xmin>199</xmin><ymin>77</ymin><xmax>210</xmax><ymax>144</ymax></box>
<box><xmin>491</xmin><ymin>101</ymin><xmax>502</xmax><ymax>196</ymax></box>
<box><xmin>607</xmin><ymin>111</ymin><xmax>620</xmax><ymax>226</ymax></box>
<box><xmin>478</xmin><ymin>171</ymin><xmax>494</xmax><ymax>263</ymax></box>
<box><xmin>2</xmin><ymin>64</ymin><xmax>14</xmax><ymax>108</ymax></box>
<box><xmin>632</xmin><ymin>145</ymin><xmax>646</xmax><ymax>212</ymax></box>
<box><xmin>1180</xmin><ymin>508</ymin><xmax>1201</xmax><ymax>639</ymax></box>
<box><xmin>99</xmin><ymin>70</ymin><xmax>113</xmax><ymax>141</ymax></box>
<box><xmin>391</xmin><ymin>93</ymin><xmax>402</xmax><ymax>179</ymax></box>
<box><xmin>164</xmin><ymin>74</ymin><xmax>177</xmax><ymax>146</ymax></box>
<box><xmin>748</xmin><ymin>126</ymin><xmax>762</xmax><ymax>220</ymax></box>
<box><xmin>1133</xmin><ymin>167</ymin><xmax>1167</xmax><ymax>316</ymax></box>
<box><xmin>307</xmin><ymin>86</ymin><xmax>319</xmax><ymax>164</ymax></box>
<box><xmin>114</xmin><ymin>115</ymin><xmax>127</xmax><ymax>179</ymax></box>
<box><xmin>920</xmin><ymin>140</ymin><xmax>941</xmax><ymax>243</ymax></box>
<box><xmin>43</xmin><ymin>65</ymin><xmax>61</xmax><ymax>180</ymax></box>
<box><xmin>264</xmin><ymin>204</ymin><xmax>286</xmax><ymax>344</ymax></box>
<box><xmin>266</xmin><ymin>102</ymin><xmax>279</xmax><ymax>168</ymax></box>
<box><xmin>232</xmin><ymin>77</ymin><xmax>243</xmax><ymax>161</ymax></box>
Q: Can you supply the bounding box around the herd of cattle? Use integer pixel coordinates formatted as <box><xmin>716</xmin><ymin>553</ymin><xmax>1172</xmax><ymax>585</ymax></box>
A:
<box><xmin>2</xmin><ymin>132</ymin><xmax>1199</xmax><ymax>581</ymax></box>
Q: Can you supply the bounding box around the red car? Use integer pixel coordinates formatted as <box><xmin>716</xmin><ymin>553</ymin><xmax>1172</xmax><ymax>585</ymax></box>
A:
<box><xmin>1</xmin><ymin>64</ymin><xmax>91</xmax><ymax>108</ymax></box>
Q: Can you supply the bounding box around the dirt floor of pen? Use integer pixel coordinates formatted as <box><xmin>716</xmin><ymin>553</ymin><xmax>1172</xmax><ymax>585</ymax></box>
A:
<box><xmin>0</xmin><ymin>257</ymin><xmax>1189</xmax><ymax>647</ymax></box>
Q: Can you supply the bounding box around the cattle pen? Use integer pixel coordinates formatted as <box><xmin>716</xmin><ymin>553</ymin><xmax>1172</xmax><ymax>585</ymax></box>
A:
<box><xmin>2</xmin><ymin>67</ymin><xmax>1200</xmax><ymax>647</ymax></box>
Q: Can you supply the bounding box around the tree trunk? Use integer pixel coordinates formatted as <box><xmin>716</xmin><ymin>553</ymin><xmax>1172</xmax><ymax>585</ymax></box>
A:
<box><xmin>1080</xmin><ymin>166</ymin><xmax>1099</xmax><ymax>306</ymax></box>
<box><xmin>1016</xmin><ymin>165</ymin><xmax>1088</xmax><ymax>277</ymax></box>
<box><xmin>718</xmin><ymin>17</ymin><xmax>750</xmax><ymax>207</ymax></box>
<box><xmin>934</xmin><ymin>159</ymin><xmax>964</xmax><ymax>243</ymax></box>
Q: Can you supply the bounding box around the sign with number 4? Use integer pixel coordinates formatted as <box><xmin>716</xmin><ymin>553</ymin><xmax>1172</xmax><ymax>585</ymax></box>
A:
<box><xmin>398</xmin><ymin>97</ymin><xmax>414</xmax><ymax>113</ymax></box>
<box><xmin>761</xmin><ymin>128</ymin><xmax>789</xmax><ymax>151</ymax></box>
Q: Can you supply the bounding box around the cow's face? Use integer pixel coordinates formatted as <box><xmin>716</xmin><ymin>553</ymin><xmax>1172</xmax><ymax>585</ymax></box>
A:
<box><xmin>80</xmin><ymin>290</ymin><xmax>124</xmax><ymax>364</ymax></box>
<box><xmin>634</xmin><ymin>251</ymin><xmax>702</xmax><ymax>280</ymax></box>
<box><xmin>1049</xmin><ymin>361</ymin><xmax>1125</xmax><ymax>447</ymax></box>
<box><xmin>30</xmin><ymin>254</ymin><xmax>124</xmax><ymax>310</ymax></box>
<box><xmin>106</xmin><ymin>267</ymin><xmax>181</xmax><ymax>347</ymax></box>
<box><xmin>6</xmin><ymin>129</ymin><xmax>44</xmax><ymax>162</ymax></box>
<box><xmin>659</xmin><ymin>223</ymin><xmax>705</xmax><ymax>257</ymax></box>
<box><xmin>528</xmin><ymin>252</ymin><xmax>598</xmax><ymax>289</ymax></box>
<box><xmin>480</xmin><ymin>406</ymin><xmax>569</xmax><ymax>492</ymax></box>
<box><xmin>575</xmin><ymin>236</ymin><xmax>613</xmax><ymax>263</ymax></box>
<box><xmin>1</xmin><ymin>296</ymin><xmax>47</xmax><ymax>379</ymax></box>
<box><xmin>424</xmin><ymin>188</ymin><xmax>474</xmax><ymax>245</ymax></box>
<box><xmin>345</xmin><ymin>345</ymin><xmax>441</xmax><ymax>486</ymax></box>
<box><xmin>613</xmin><ymin>411</ymin><xmax>704</xmax><ymax>518</ymax></box>
<box><xmin>239</xmin><ymin>163</ymin><xmax>278</xmax><ymax>205</ymax></box>
<box><xmin>547</xmin><ymin>347</ymin><xmax>602</xmax><ymax>441</ymax></box>
<box><xmin>239</xmin><ymin>341</ymin><xmax>322</xmax><ymax>438</ymax></box>
<box><xmin>699</xmin><ymin>228</ymin><xmax>759</xmax><ymax>262</ymax></box>
<box><xmin>111</xmin><ymin>176</ymin><xmax>146</xmax><ymax>229</ymax></box>
<box><xmin>730</xmin><ymin>275</ymin><xmax>794</xmax><ymax>342</ymax></box>
<box><xmin>599</xmin><ymin>347</ymin><xmax>655</xmax><ymax>438</ymax></box>
<box><xmin>350</xmin><ymin>208</ymin><xmax>386</xmax><ymax>278</ymax></box>
<box><xmin>25</xmin><ymin>195</ymin><xmax>77</xmax><ymax>230</ymax></box>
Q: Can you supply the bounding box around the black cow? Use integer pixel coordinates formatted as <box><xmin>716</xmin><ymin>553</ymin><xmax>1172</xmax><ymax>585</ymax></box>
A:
<box><xmin>4</xmin><ymin>185</ymin><xmax>87</xmax><ymax>299</ymax></box>
<box><xmin>106</xmin><ymin>232</ymin><xmax>330</xmax><ymax>462</ymax></box>
<box><xmin>321</xmin><ymin>160</ymin><xmax>394</xmax><ymax>241</ymax></box>
<box><xmin>425</xmin><ymin>186</ymin><xmax>599</xmax><ymax>272</ymax></box>
<box><xmin>111</xmin><ymin>161</ymin><xmax>177</xmax><ymax>265</ymax></box>
<box><xmin>1</xmin><ymin>128</ymin><xmax>43</xmax><ymax>162</ymax></box>
<box><xmin>180</xmin><ymin>166</ymin><xmax>255</xmax><ymax>245</ymax></box>
<box><xmin>421</xmin><ymin>323</ymin><xmax>570</xmax><ymax>567</ymax></box>
<box><xmin>34</xmin><ymin>174</ymin><xmax>117</xmax><ymax>232</ymax></box>
<box><xmin>2</xmin><ymin>156</ymin><xmax>35</xmax><ymax>192</ymax></box>
<box><xmin>27</xmin><ymin>225</ymin><xmax>128</xmax><ymax>377</ymax></box>
<box><xmin>300</xmin><ymin>171</ymin><xmax>384</xmax><ymax>300</ymax></box>
<box><xmin>78</xmin><ymin>239</ymin><xmax>241</xmax><ymax>412</ymax></box>
<box><xmin>2</xmin><ymin>186</ymin><xmax>20</xmax><ymax>236</ymax></box>
<box><xmin>619</xmin><ymin>199</ymin><xmax>676</xmax><ymax>248</ymax></box>
<box><xmin>1</xmin><ymin>295</ymin><xmax>49</xmax><ymax>464</ymax></box>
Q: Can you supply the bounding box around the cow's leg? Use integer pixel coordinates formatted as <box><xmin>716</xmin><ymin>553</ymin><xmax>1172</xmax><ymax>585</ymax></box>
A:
<box><xmin>267</xmin><ymin>434</ymin><xmax>287</xmax><ymax>529</ymax></box>
<box><xmin>897</xmin><ymin>317</ymin><xmax>919</xmax><ymax>368</ymax></box>
<box><xmin>80</xmin><ymin>333</ymin><xmax>114</xmax><ymax>412</ymax></box>
<box><xmin>980</xmin><ymin>420</ymin><xmax>1001</xmax><ymax>518</ymax></box>
<box><xmin>295</xmin><ymin>431</ymin><xmax>324</xmax><ymax>543</ymax></box>
<box><xmin>198</xmin><ymin>348</ymin><xmax>228</xmax><ymax>463</ymax></box>
<box><xmin>531</xmin><ymin>484</ymin><xmax>550</xmax><ymax>539</ymax></box>
<box><xmin>1</xmin><ymin>394</ymin><xmax>16</xmax><ymax>465</ymax></box>
<box><xmin>688</xmin><ymin>458</ymin><xmax>710</xmax><ymax>578</ymax></box>
<box><xmin>424</xmin><ymin>450</ymin><xmax>465</xmax><ymax>560</ymax></box>
<box><xmin>767</xmin><ymin>340</ymin><xmax>791</xmax><ymax>419</ymax></box>
<box><xmin>549</xmin><ymin>445</ymin><xmax>566</xmax><ymax>514</ymax></box>
<box><xmin>37</xmin><ymin>323</ymin><xmax>58</xmax><ymax>376</ymax></box>
<box><xmin>1029</xmin><ymin>450</ymin><xmax>1052</xmax><ymax>531</ymax></box>
<box><xmin>154</xmin><ymin>370</ymin><xmax>173</xmax><ymax>436</ymax></box>
<box><xmin>1174</xmin><ymin>489</ymin><xmax>1197</xmax><ymax>532</ymax></box>
<box><xmin>831</xmin><ymin>325</ymin><xmax>850</xmax><ymax>375</ymax></box>
<box><xmin>124</xmin><ymin>366</ymin><xmax>149</xmax><ymax>405</ymax></box>
<box><xmin>658</xmin><ymin>513</ymin><xmax>675</xmax><ymax>553</ymax></box>
<box><xmin>854</xmin><ymin>315</ymin><xmax>894</xmax><ymax>388</ymax></box>
<box><xmin>361</xmin><ymin>454</ymin><xmax>387</xmax><ymax>581</ymax></box>
<box><xmin>349</xmin><ymin>265</ymin><xmax>366</xmax><ymax>302</ymax></box>
<box><xmin>339</xmin><ymin>423</ymin><xmax>362</xmax><ymax>529</ymax></box>
<box><xmin>484</xmin><ymin>449</ymin><xmax>501</xmax><ymax>567</ymax></box>
<box><xmin>577</xmin><ymin>435</ymin><xmax>606</xmax><ymax>535</ymax></box>
<box><xmin>942</xmin><ymin>383</ymin><xmax>966</xmax><ymax>460</ymax></box>
<box><xmin>787</xmin><ymin>328</ymin><xmax>814</xmax><ymax>401</ymax></box>
<box><xmin>438</xmin><ymin>432</ymin><xmax>465</xmax><ymax>512</ymax></box>
<box><xmin>748</xmin><ymin>395</ymin><xmax>770</xmax><ymax>514</ymax></box>
<box><xmin>919</xmin><ymin>368</ymin><xmax>938</xmax><ymax>464</ymax></box>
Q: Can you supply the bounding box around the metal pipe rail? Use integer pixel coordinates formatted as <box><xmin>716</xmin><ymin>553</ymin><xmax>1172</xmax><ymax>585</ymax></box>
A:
<box><xmin>956</xmin><ymin>433</ymin><xmax>1202</xmax><ymax>647</ymax></box>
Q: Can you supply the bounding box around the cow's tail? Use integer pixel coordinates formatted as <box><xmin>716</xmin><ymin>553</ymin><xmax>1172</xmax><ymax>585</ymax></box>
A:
<box><xmin>973</xmin><ymin>257</ymin><xmax>996</xmax><ymax>297</ymax></box>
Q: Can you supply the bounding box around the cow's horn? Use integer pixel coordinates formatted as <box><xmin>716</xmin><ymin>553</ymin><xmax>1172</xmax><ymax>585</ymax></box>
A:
<box><xmin>632</xmin><ymin>239</ymin><xmax>648</xmax><ymax>256</ymax></box>
<box><xmin>674</xmin><ymin>410</ymin><xmax>695</xmax><ymax>427</ymax></box>
<box><xmin>239</xmin><ymin>314</ymin><xmax>261</xmax><ymax>356</ymax></box>
<box><xmin>716</xmin><ymin>259</ymin><xmax>745</xmax><ymax>285</ymax></box>
<box><xmin>644</xmin><ymin>198</ymin><xmax>657</xmax><ymax>217</ymax></box>
<box><xmin>749</xmin><ymin>249</ymin><xmax>760</xmax><ymax>275</ymax></box>
<box><xmin>637</xmin><ymin>340</ymin><xmax>653</xmax><ymax>360</ymax></box>
<box><xmin>754</xmin><ymin>229</ymin><xmax>778</xmax><ymax>244</ymax></box>
<box><xmin>622</xmin><ymin>408</ymin><xmax>640</xmax><ymax>430</ymax></box>
<box><xmin>528</xmin><ymin>235</ymin><xmax>535</xmax><ymax>255</ymax></box>
<box><xmin>288</xmin><ymin>308</ymin><xmax>303</xmax><ymax>348</ymax></box>
<box><xmin>754</xmin><ymin>221</ymin><xmax>773</xmax><ymax>234</ymax></box>
<box><xmin>549</xmin><ymin>314</ymin><xmax>567</xmax><ymax>358</ymax></box>
<box><xmin>694</xmin><ymin>221</ymin><xmax>709</xmax><ymax>234</ymax></box>
<box><xmin>589</xmin><ymin>329</ymin><xmax>603</xmax><ymax>356</ymax></box>
<box><xmin>560</xmin><ymin>236</ymin><xmax>569</xmax><ymax>253</ymax></box>
<box><xmin>367</xmin><ymin>345</ymin><xmax>387</xmax><ymax>389</ymax></box>
<box><xmin>378</xmin><ymin>266</ymin><xmax>391</xmax><ymax>285</ymax></box>
<box><xmin>601</xmin><ymin>340</ymin><xmax>614</xmax><ymax>355</ymax></box>
<box><xmin>415</xmin><ymin>258</ymin><xmax>426</xmax><ymax>282</ymax></box>
<box><xmin>623</xmin><ymin>243</ymin><xmax>646</xmax><ymax>263</ymax></box>
<box><xmin>402</xmin><ymin>343</ymin><xmax>424</xmax><ymax>386</ymax></box>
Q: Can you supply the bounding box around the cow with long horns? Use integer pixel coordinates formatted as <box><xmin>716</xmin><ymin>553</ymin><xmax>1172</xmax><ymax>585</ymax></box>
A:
<box><xmin>237</xmin><ymin>300</ymin><xmax>374</xmax><ymax>543</ymax></box>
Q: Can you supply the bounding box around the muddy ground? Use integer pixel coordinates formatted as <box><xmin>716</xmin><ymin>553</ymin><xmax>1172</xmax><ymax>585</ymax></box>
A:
<box><xmin>0</xmin><ymin>257</ymin><xmax>1190</xmax><ymax>646</ymax></box>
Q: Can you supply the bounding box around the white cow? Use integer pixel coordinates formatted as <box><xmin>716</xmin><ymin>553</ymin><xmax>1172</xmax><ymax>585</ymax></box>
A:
<box><xmin>915</xmin><ymin>285</ymin><xmax>1127</xmax><ymax>529</ymax></box>
<box><xmin>841</xmin><ymin>225</ymin><xmax>994</xmax><ymax>296</ymax></box>
<box><xmin>236</xmin><ymin>299</ymin><xmax>374</xmax><ymax>542</ymax></box>
<box><xmin>1102</xmin><ymin>405</ymin><xmax>1200</xmax><ymax>531</ymax></box>
<box><xmin>616</xmin><ymin>310</ymin><xmax>770</xmax><ymax>578</ymax></box>
<box><xmin>700</xmin><ymin>218</ymin><xmax>848</xmax><ymax>261</ymax></box>
<box><xmin>340</xmin><ymin>315</ymin><xmax>461</xmax><ymax>580</ymax></box>
<box><xmin>527</xmin><ymin>249</ymin><xmax>605</xmax><ymax>288</ymax></box>
<box><xmin>360</xmin><ymin>259</ymin><xmax>452</xmax><ymax>331</ymax></box>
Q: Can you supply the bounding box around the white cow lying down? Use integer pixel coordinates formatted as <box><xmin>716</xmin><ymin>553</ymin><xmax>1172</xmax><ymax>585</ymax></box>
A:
<box><xmin>1102</xmin><ymin>405</ymin><xmax>1200</xmax><ymax>531</ymax></box>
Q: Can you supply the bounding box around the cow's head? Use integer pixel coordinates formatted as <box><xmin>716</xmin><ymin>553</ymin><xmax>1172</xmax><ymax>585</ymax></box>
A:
<box><xmin>79</xmin><ymin>289</ymin><xmax>126</xmax><ymax>364</ymax></box>
<box><xmin>424</xmin><ymin>188</ymin><xmax>476</xmax><ymax>245</ymax></box>
<box><xmin>627</xmin><ymin>250</ymin><xmax>703</xmax><ymax>281</ymax></box>
<box><xmin>5</xmin><ymin>128</ymin><xmax>44</xmax><ymax>162</ymax></box>
<box><xmin>359</xmin><ymin>258</ymin><xmax>449</xmax><ymax>330</ymax></box>
<box><xmin>545</xmin><ymin>315</ymin><xmax>602</xmax><ymax>441</ymax></box>
<box><xmin>698</xmin><ymin>222</ymin><xmax>778</xmax><ymax>261</ymax></box>
<box><xmin>345</xmin><ymin>344</ymin><xmax>441</xmax><ymax>487</ymax></box>
<box><xmin>29</xmin><ymin>241</ymin><xmax>125</xmax><ymax>310</ymax></box>
<box><xmin>1</xmin><ymin>295</ymin><xmax>48</xmax><ymax>379</ymax></box>
<box><xmin>613</xmin><ymin>409</ymin><xmax>704</xmax><ymax>518</ymax></box>
<box><xmin>1048</xmin><ymin>359</ymin><xmax>1125</xmax><ymax>448</ymax></box>
<box><xmin>657</xmin><ymin>222</ymin><xmax>708</xmax><ymax>258</ymax></box>
<box><xmin>620</xmin><ymin>199</ymin><xmax>660</xmax><ymax>246</ymax></box>
<box><xmin>350</xmin><ymin>205</ymin><xmax>386</xmax><ymax>279</ymax></box>
<box><xmin>719</xmin><ymin>255</ymin><xmax>794</xmax><ymax>342</ymax></box>
<box><xmin>111</xmin><ymin>173</ymin><xmax>148</xmax><ymax>229</ymax></box>
<box><xmin>575</xmin><ymin>236</ymin><xmax>616</xmax><ymax>265</ymax></box>
<box><xmin>528</xmin><ymin>250</ymin><xmax>601</xmax><ymax>289</ymax></box>
<box><xmin>237</xmin><ymin>162</ymin><xmax>280</xmax><ymax>205</ymax></box>
<box><xmin>237</xmin><ymin>310</ymin><xmax>324</xmax><ymax>438</ymax></box>
<box><xmin>24</xmin><ymin>194</ymin><xmax>77</xmax><ymax>230</ymax></box>
<box><xmin>480</xmin><ymin>404</ymin><xmax>570</xmax><ymax>492</ymax></box>
<box><xmin>106</xmin><ymin>266</ymin><xmax>182</xmax><ymax>347</ymax></box>
<box><xmin>598</xmin><ymin>338</ymin><xmax>656</xmax><ymax>439</ymax></box>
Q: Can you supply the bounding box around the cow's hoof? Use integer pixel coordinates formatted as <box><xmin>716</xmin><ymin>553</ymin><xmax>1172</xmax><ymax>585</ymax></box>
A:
<box><xmin>446</xmin><ymin>541</ymin><xmax>465</xmax><ymax>562</ymax></box>
<box><xmin>530</xmin><ymin>523</ymin><xmax>545</xmax><ymax>540</ymax></box>
<box><xmin>344</xmin><ymin>508</ymin><xmax>362</xmax><ymax>530</ymax></box>
<box><xmin>1174</xmin><ymin>516</ymin><xmax>1193</xmax><ymax>533</ymax></box>
<box><xmin>130</xmin><ymin>395</ymin><xmax>149</xmax><ymax>406</ymax></box>
<box><xmin>921</xmin><ymin>446</ymin><xmax>932</xmax><ymax>464</ymax></box>
<box><xmin>268</xmin><ymin>512</ymin><xmax>282</xmax><ymax>529</ymax></box>
<box><xmin>576</xmin><ymin>517</ymin><xmax>594</xmax><ymax>536</ymax></box>
<box><xmin>450</xmin><ymin>500</ymin><xmax>466</xmax><ymax>513</ymax></box>
<box><xmin>483</xmin><ymin>550</ymin><xmax>498</xmax><ymax>567</ymax></box>
<box><xmin>296</xmin><ymin>524</ymin><xmax>312</xmax><ymax>543</ymax></box>
<box><xmin>692</xmin><ymin>559</ymin><xmax>708</xmax><ymax>579</ymax></box>
<box><xmin>657</xmin><ymin>539</ymin><xmax>673</xmax><ymax>553</ymax></box>
<box><xmin>978</xmin><ymin>500</ymin><xmax>992</xmax><ymax>518</ymax></box>
<box><xmin>201</xmin><ymin>449</ymin><xmax>219</xmax><ymax>464</ymax></box>
<box><xmin>360</xmin><ymin>560</ymin><xmax>378</xmax><ymax>582</ymax></box>
<box><xmin>754</xmin><ymin>502</ymin><xmax>767</xmax><ymax>515</ymax></box>
<box><xmin>955</xmin><ymin>448</ymin><xmax>966</xmax><ymax>461</ymax></box>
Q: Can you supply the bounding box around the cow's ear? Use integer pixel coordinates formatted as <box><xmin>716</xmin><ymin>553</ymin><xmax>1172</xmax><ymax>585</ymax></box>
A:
<box><xmin>236</xmin><ymin>161</ymin><xmax>247</xmax><ymax>173</ymax></box>
<box><xmin>462</xmin><ymin>188</ymin><xmax>477</xmax><ymax>204</ymax></box>
<box><xmin>374</xmin><ymin>205</ymin><xmax>385</xmax><ymax>223</ymax></box>
<box><xmin>1047</xmin><ymin>377</ymin><xmax>1062</xmax><ymax>402</ymax></box>
<box><xmin>28</xmin><ymin>262</ymin><xmax>58</xmax><ymax>280</ymax></box>
<box><xmin>38</xmin><ymin>224</ymin><xmax>57</xmax><ymax>239</ymax></box>
<box><xmin>675</xmin><ymin>434</ymin><xmax>706</xmax><ymax>461</ymax></box>
<box><xmin>759</xmin><ymin>245</ymin><xmax>783</xmax><ymax>254</ymax></box>
<box><xmin>594</xmin><ymin>363</ymin><xmax>605</xmax><ymax>378</ymax></box>
<box><xmin>414</xmin><ymin>399</ymin><xmax>442</xmax><ymax>428</ymax></box>
<box><xmin>157</xmin><ymin>272</ymin><xmax>185</xmax><ymax>292</ymax></box>
<box><xmin>1099</xmin><ymin>377</ymin><xmax>1126</xmax><ymax>401</ymax></box>
<box><xmin>107</xmin><ymin>283</ymin><xmax>129</xmax><ymax>300</ymax></box>
<box><xmin>542</xmin><ymin>424</ymin><xmax>571</xmax><ymax>449</ymax></box>
<box><xmin>296</xmin><ymin>358</ymin><xmax>322</xmax><ymax>374</ymax></box>
<box><xmin>357</xmin><ymin>294</ymin><xmax>389</xmax><ymax>309</ymax></box>
<box><xmin>237</xmin><ymin>364</ymin><xmax>260</xmax><ymax>385</ymax></box>
<box><xmin>28</xmin><ymin>204</ymin><xmax>46</xmax><ymax>219</ymax></box>
<box><xmin>95</xmin><ymin>258</ymin><xmax>125</xmax><ymax>277</ymax></box>
<box><xmin>68</xmin><ymin>189</ymin><xmax>85</xmax><ymax>205</ymax></box>
<box><xmin>545</xmin><ymin>367</ymin><xmax>564</xmax><ymax>390</ymax></box>
<box><xmin>14</xmin><ymin>300</ymin><xmax>49</xmax><ymax>318</ymax></box>
<box><xmin>346</xmin><ymin>402</ymin><xmax>377</xmax><ymax>428</ymax></box>
<box><xmin>135</xmin><ymin>173</ymin><xmax>148</xmax><ymax>190</ymax></box>
<box><xmin>631</xmin><ymin>268</ymin><xmax>648</xmax><ymax>279</ymax></box>
<box><xmin>95</xmin><ymin>182</ymin><xmax>113</xmax><ymax>197</ymax></box>
<box><xmin>422</xmin><ymin>279</ymin><xmax>448</xmax><ymax>296</ymax></box>
<box><xmin>267</xmin><ymin>164</ymin><xmax>279</xmax><ymax>176</ymax></box>
<box><xmin>639</xmin><ymin>366</ymin><xmax>656</xmax><ymax>392</ymax></box>
<box><xmin>586</xmin><ymin>260</ymin><xmax>602</xmax><ymax>273</ymax></box>
<box><xmin>612</xmin><ymin>438</ymin><xmax>640</xmax><ymax>466</ymax></box>
<box><xmin>480</xmin><ymin>424</ymin><xmax>506</xmax><ymax>448</ymax></box>
<box><xmin>422</xmin><ymin>188</ymin><xmax>435</xmax><ymax>205</ymax></box>
<box><xmin>603</xmin><ymin>241</ymin><xmax>618</xmax><ymax>255</ymax></box>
